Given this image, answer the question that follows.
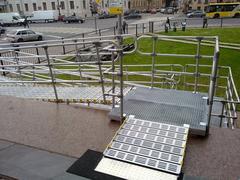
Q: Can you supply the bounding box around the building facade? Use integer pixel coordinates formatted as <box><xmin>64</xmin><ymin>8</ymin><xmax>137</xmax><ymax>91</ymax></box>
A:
<box><xmin>0</xmin><ymin>0</ymin><xmax>8</xmax><ymax>12</ymax></box>
<box><xmin>130</xmin><ymin>0</ymin><xmax>166</xmax><ymax>10</ymax></box>
<box><xmin>2</xmin><ymin>0</ymin><xmax>130</xmax><ymax>16</ymax></box>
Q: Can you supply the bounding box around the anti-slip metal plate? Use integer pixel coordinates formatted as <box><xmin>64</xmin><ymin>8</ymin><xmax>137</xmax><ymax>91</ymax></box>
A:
<box><xmin>108</xmin><ymin>87</ymin><xmax>208</xmax><ymax>136</ymax></box>
<box><xmin>95</xmin><ymin>157</ymin><xmax>178</xmax><ymax>180</ymax></box>
<box><xmin>103</xmin><ymin>116</ymin><xmax>189</xmax><ymax>175</ymax></box>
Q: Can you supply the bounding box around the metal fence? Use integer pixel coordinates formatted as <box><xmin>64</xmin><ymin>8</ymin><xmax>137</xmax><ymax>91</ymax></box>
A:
<box><xmin>0</xmin><ymin>34</ymin><xmax>239</xmax><ymax>129</ymax></box>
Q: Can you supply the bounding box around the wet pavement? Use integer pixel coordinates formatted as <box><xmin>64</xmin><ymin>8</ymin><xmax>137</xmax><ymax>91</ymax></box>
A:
<box><xmin>1</xmin><ymin>95</ymin><xmax>240</xmax><ymax>180</ymax></box>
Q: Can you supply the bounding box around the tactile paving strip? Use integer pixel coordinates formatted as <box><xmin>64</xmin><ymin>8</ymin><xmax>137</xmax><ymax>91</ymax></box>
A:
<box><xmin>103</xmin><ymin>116</ymin><xmax>189</xmax><ymax>175</ymax></box>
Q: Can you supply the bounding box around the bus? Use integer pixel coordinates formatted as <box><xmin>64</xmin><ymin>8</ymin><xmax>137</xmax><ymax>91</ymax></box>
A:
<box><xmin>205</xmin><ymin>2</ymin><xmax>240</xmax><ymax>18</ymax></box>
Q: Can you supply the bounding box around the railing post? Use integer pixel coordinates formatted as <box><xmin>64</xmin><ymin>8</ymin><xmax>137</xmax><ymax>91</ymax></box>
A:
<box><xmin>142</xmin><ymin>23</ymin><xmax>144</xmax><ymax>34</ymax></box>
<box><xmin>62</xmin><ymin>37</ymin><xmax>66</xmax><ymax>54</ymax></box>
<box><xmin>82</xmin><ymin>33</ymin><xmax>85</xmax><ymax>48</ymax></box>
<box><xmin>114</xmin><ymin>26</ymin><xmax>116</xmax><ymax>35</ymax></box>
<box><xmin>117</xmin><ymin>14</ymin><xmax>124</xmax><ymax>122</ymax></box>
<box><xmin>43</xmin><ymin>46</ymin><xmax>59</xmax><ymax>102</ymax></box>
<box><xmin>111</xmin><ymin>51</ymin><xmax>115</xmax><ymax>108</ymax></box>
<box><xmin>194</xmin><ymin>37</ymin><xmax>202</xmax><ymax>93</ymax></box>
<box><xmin>149</xmin><ymin>21</ymin><xmax>154</xmax><ymax>33</ymax></box>
<box><xmin>0</xmin><ymin>53</ymin><xmax>6</xmax><ymax>76</ymax></box>
<box><xmin>74</xmin><ymin>39</ymin><xmax>83</xmax><ymax>79</ymax></box>
<box><xmin>220</xmin><ymin>101</ymin><xmax>225</xmax><ymax>127</ymax></box>
<box><xmin>94</xmin><ymin>41</ymin><xmax>106</xmax><ymax>103</ymax></box>
<box><xmin>151</xmin><ymin>36</ymin><xmax>157</xmax><ymax>88</ymax></box>
<box><xmin>206</xmin><ymin>38</ymin><xmax>220</xmax><ymax>135</ymax></box>
<box><xmin>35</xmin><ymin>45</ymin><xmax>40</xmax><ymax>63</ymax></box>
<box><xmin>135</xmin><ymin>24</ymin><xmax>138</xmax><ymax>37</ymax></box>
<box><xmin>94</xmin><ymin>16</ymin><xmax>97</xmax><ymax>34</ymax></box>
<box><xmin>14</xmin><ymin>49</ymin><xmax>21</xmax><ymax>80</ymax></box>
<box><xmin>99</xmin><ymin>29</ymin><xmax>102</xmax><ymax>40</ymax></box>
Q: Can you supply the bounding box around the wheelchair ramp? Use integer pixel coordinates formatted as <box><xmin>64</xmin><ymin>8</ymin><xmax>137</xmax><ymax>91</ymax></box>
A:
<box><xmin>109</xmin><ymin>87</ymin><xmax>210</xmax><ymax>136</ymax></box>
<box><xmin>0</xmin><ymin>85</ymin><xmax>131</xmax><ymax>104</ymax></box>
<box><xmin>95</xmin><ymin>116</ymin><xmax>189</xmax><ymax>179</ymax></box>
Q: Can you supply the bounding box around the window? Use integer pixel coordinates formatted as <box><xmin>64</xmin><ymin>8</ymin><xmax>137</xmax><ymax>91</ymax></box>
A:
<box><xmin>27</xmin><ymin>30</ymin><xmax>35</xmax><ymax>34</ymax></box>
<box><xmin>60</xmin><ymin>1</ymin><xmax>65</xmax><ymax>10</ymax></box>
<box><xmin>21</xmin><ymin>31</ymin><xmax>27</xmax><ymax>35</ymax></box>
<box><xmin>70</xmin><ymin>1</ymin><xmax>75</xmax><ymax>9</ymax></box>
<box><xmin>9</xmin><ymin>4</ymin><xmax>13</xmax><ymax>12</ymax></box>
<box><xmin>33</xmin><ymin>3</ymin><xmax>37</xmax><ymax>11</ymax></box>
<box><xmin>83</xmin><ymin>0</ymin><xmax>86</xmax><ymax>9</ymax></box>
<box><xmin>43</xmin><ymin>2</ymin><xmax>47</xmax><ymax>10</ymax></box>
<box><xmin>16</xmin><ymin>4</ymin><xmax>21</xmax><ymax>12</ymax></box>
<box><xmin>13</xmin><ymin>16</ymin><xmax>19</xmax><ymax>20</ymax></box>
<box><xmin>204</xmin><ymin>0</ymin><xmax>208</xmax><ymax>4</ymax></box>
<box><xmin>51</xmin><ymin>2</ymin><xmax>56</xmax><ymax>10</ymax></box>
<box><xmin>24</xmin><ymin>3</ymin><xmax>29</xmax><ymax>11</ymax></box>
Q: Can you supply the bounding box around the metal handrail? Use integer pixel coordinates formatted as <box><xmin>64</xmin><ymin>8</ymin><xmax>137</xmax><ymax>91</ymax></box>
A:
<box><xmin>0</xmin><ymin>34</ymin><xmax>239</xmax><ymax>132</ymax></box>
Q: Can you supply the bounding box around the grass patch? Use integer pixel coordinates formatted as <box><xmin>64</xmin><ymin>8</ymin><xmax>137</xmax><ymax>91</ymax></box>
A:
<box><xmin>123</xmin><ymin>27</ymin><xmax>240</xmax><ymax>96</ymax></box>
<box><xmin>159</xmin><ymin>27</ymin><xmax>240</xmax><ymax>44</ymax></box>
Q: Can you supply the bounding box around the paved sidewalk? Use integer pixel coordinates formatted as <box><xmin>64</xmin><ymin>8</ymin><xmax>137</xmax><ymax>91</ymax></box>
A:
<box><xmin>0</xmin><ymin>140</ymin><xmax>87</xmax><ymax>180</ymax></box>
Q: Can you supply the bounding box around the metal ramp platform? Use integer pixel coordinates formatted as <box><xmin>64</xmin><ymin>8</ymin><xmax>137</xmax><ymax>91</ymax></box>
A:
<box><xmin>95</xmin><ymin>116</ymin><xmax>190</xmax><ymax>180</ymax></box>
<box><xmin>0</xmin><ymin>85</ymin><xmax>131</xmax><ymax>104</ymax></box>
<box><xmin>109</xmin><ymin>87</ymin><xmax>212</xmax><ymax>136</ymax></box>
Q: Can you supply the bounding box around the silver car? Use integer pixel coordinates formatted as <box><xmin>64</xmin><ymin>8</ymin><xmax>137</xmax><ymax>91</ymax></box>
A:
<box><xmin>6</xmin><ymin>29</ymin><xmax>43</xmax><ymax>43</ymax></box>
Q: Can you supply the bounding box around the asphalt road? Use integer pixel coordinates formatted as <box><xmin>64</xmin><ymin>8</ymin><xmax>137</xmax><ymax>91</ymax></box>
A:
<box><xmin>0</xmin><ymin>13</ymin><xmax>239</xmax><ymax>44</ymax></box>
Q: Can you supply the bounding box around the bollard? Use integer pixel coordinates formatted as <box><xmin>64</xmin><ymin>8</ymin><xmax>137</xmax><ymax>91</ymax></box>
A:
<box><xmin>220</xmin><ymin>18</ymin><xmax>223</xmax><ymax>28</ymax></box>
<box><xmin>165</xmin><ymin>24</ymin><xmax>168</xmax><ymax>33</ymax></box>
<box><xmin>149</xmin><ymin>21</ymin><xmax>154</xmax><ymax>33</ymax></box>
<box><xmin>173</xmin><ymin>22</ymin><xmax>177</xmax><ymax>32</ymax></box>
<box><xmin>181</xmin><ymin>21</ymin><xmax>186</xmax><ymax>31</ymax></box>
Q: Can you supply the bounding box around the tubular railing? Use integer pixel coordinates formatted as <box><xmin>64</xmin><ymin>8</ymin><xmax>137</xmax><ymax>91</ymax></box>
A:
<box><xmin>0</xmin><ymin>34</ymin><xmax>239</xmax><ymax>130</ymax></box>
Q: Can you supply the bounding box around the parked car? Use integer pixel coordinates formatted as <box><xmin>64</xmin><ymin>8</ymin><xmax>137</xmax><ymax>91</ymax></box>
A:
<box><xmin>0</xmin><ymin>26</ymin><xmax>6</xmax><ymax>35</ymax></box>
<box><xmin>6</xmin><ymin>29</ymin><xmax>43</xmax><ymax>43</ymax></box>
<box><xmin>58</xmin><ymin>15</ymin><xmax>65</xmax><ymax>21</ymax></box>
<box><xmin>28</xmin><ymin>10</ymin><xmax>58</xmax><ymax>23</ymax></box>
<box><xmin>187</xmin><ymin>10</ymin><xmax>205</xmax><ymax>18</ymax></box>
<box><xmin>63</xmin><ymin>16</ymin><xmax>85</xmax><ymax>23</ymax></box>
<box><xmin>151</xmin><ymin>8</ymin><xmax>157</xmax><ymax>14</ymax></box>
<box><xmin>160</xmin><ymin>7</ymin><xmax>166</xmax><ymax>13</ymax></box>
<box><xmin>165</xmin><ymin>7</ymin><xmax>174</xmax><ymax>14</ymax></box>
<box><xmin>124</xmin><ymin>13</ymin><xmax>142</xmax><ymax>20</ymax></box>
<box><xmin>98</xmin><ymin>14</ymin><xmax>117</xmax><ymax>19</ymax></box>
<box><xmin>185</xmin><ymin>9</ymin><xmax>197</xmax><ymax>14</ymax></box>
<box><xmin>124</xmin><ymin>9</ymin><xmax>140</xmax><ymax>16</ymax></box>
<box><xmin>0</xmin><ymin>13</ymin><xmax>24</xmax><ymax>26</ymax></box>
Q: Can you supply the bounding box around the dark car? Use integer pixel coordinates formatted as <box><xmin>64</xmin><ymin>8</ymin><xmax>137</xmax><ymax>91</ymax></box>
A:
<box><xmin>0</xmin><ymin>26</ymin><xmax>6</xmax><ymax>35</ymax></box>
<box><xmin>124</xmin><ymin>13</ymin><xmax>142</xmax><ymax>20</ymax></box>
<box><xmin>187</xmin><ymin>10</ymin><xmax>205</xmax><ymax>18</ymax></box>
<box><xmin>63</xmin><ymin>16</ymin><xmax>85</xmax><ymax>23</ymax></box>
<box><xmin>185</xmin><ymin>9</ymin><xmax>197</xmax><ymax>14</ymax></box>
<box><xmin>124</xmin><ymin>9</ymin><xmax>139</xmax><ymax>16</ymax></box>
<box><xmin>98</xmin><ymin>13</ymin><xmax>117</xmax><ymax>19</ymax></box>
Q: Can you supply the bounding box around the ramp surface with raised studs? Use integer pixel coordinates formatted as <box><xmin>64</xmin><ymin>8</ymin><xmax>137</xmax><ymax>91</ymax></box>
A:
<box><xmin>96</xmin><ymin>116</ymin><xmax>189</xmax><ymax>178</ymax></box>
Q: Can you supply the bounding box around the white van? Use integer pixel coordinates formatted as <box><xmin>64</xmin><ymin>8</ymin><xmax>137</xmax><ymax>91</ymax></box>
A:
<box><xmin>29</xmin><ymin>10</ymin><xmax>58</xmax><ymax>23</ymax></box>
<box><xmin>0</xmin><ymin>13</ymin><xmax>24</xmax><ymax>26</ymax></box>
